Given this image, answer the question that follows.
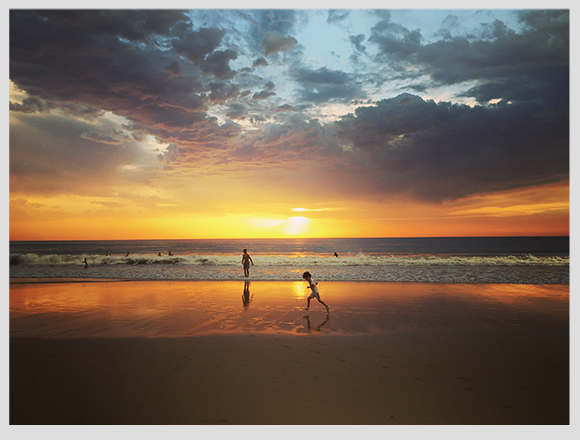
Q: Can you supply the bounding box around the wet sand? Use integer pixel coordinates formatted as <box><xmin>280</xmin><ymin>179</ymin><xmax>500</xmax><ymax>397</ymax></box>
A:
<box><xmin>9</xmin><ymin>281</ymin><xmax>570</xmax><ymax>425</ymax></box>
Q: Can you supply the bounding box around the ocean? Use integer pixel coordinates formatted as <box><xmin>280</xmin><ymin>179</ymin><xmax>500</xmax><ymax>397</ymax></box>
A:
<box><xmin>9</xmin><ymin>237</ymin><xmax>569</xmax><ymax>284</ymax></box>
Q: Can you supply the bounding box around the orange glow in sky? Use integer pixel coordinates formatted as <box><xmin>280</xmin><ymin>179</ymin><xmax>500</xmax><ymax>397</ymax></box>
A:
<box><xmin>9</xmin><ymin>181</ymin><xmax>568</xmax><ymax>240</ymax></box>
<box><xmin>8</xmin><ymin>11</ymin><xmax>569</xmax><ymax>241</ymax></box>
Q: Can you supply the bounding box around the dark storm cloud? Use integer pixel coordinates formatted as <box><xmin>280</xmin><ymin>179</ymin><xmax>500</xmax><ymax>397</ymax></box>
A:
<box><xmin>9</xmin><ymin>9</ymin><xmax>569</xmax><ymax>205</ymax></box>
<box><xmin>251</xmin><ymin>10</ymin><xmax>299</xmax><ymax>40</ymax></box>
<box><xmin>274</xmin><ymin>104</ymin><xmax>295</xmax><ymax>113</ymax></box>
<box><xmin>237</xmin><ymin>9</ymin><xmax>301</xmax><ymax>57</ymax></box>
<box><xmin>164</xmin><ymin>60</ymin><xmax>184</xmax><ymax>77</ymax></box>
<box><xmin>230</xmin><ymin>117</ymin><xmax>341</xmax><ymax>165</ymax></box>
<box><xmin>10</xmin><ymin>96</ymin><xmax>105</xmax><ymax>121</ymax></box>
<box><xmin>9</xmin><ymin>10</ymin><xmax>240</xmax><ymax>150</ymax></box>
<box><xmin>252</xmin><ymin>57</ymin><xmax>269</xmax><ymax>68</ymax></box>
<box><xmin>10</xmin><ymin>97</ymin><xmax>57</xmax><ymax>114</ymax></box>
<box><xmin>80</xmin><ymin>130</ymin><xmax>129</xmax><ymax>145</ymax></box>
<box><xmin>252</xmin><ymin>90</ymin><xmax>276</xmax><ymax>101</ymax></box>
<box><xmin>320</xmin><ymin>9</ymin><xmax>569</xmax><ymax>202</ymax></box>
<box><xmin>349</xmin><ymin>34</ymin><xmax>367</xmax><ymax>53</ymax></box>
<box><xmin>200</xmin><ymin>49</ymin><xmax>238</xmax><ymax>79</ymax></box>
<box><xmin>334</xmin><ymin>93</ymin><xmax>568</xmax><ymax>202</ymax></box>
<box><xmin>262</xmin><ymin>33</ymin><xmax>298</xmax><ymax>57</ymax></box>
<box><xmin>368</xmin><ymin>10</ymin><xmax>569</xmax><ymax>105</ymax></box>
<box><xmin>16</xmin><ymin>9</ymin><xmax>188</xmax><ymax>43</ymax></box>
<box><xmin>225</xmin><ymin>102</ymin><xmax>248</xmax><ymax>121</ymax></box>
<box><xmin>207</xmin><ymin>81</ymin><xmax>240</xmax><ymax>104</ymax></box>
<box><xmin>327</xmin><ymin>10</ymin><xmax>350</xmax><ymax>25</ymax></box>
<box><xmin>369</xmin><ymin>13</ymin><xmax>422</xmax><ymax>61</ymax></box>
<box><xmin>292</xmin><ymin>67</ymin><xmax>367</xmax><ymax>104</ymax></box>
<box><xmin>252</xmin><ymin>81</ymin><xmax>276</xmax><ymax>101</ymax></box>
<box><xmin>172</xmin><ymin>27</ymin><xmax>228</xmax><ymax>65</ymax></box>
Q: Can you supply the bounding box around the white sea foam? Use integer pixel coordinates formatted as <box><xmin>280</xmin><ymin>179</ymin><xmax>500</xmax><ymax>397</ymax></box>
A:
<box><xmin>9</xmin><ymin>252</ymin><xmax>570</xmax><ymax>267</ymax></box>
<box><xmin>9</xmin><ymin>252</ymin><xmax>569</xmax><ymax>284</ymax></box>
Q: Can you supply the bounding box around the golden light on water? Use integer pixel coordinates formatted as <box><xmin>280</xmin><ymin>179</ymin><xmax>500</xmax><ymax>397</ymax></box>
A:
<box><xmin>291</xmin><ymin>281</ymin><xmax>307</xmax><ymax>300</ymax></box>
<box><xmin>10</xmin><ymin>282</ymin><xmax>569</xmax><ymax>338</ymax></box>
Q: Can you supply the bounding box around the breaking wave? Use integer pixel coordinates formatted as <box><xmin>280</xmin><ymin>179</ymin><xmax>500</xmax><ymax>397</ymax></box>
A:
<box><xmin>9</xmin><ymin>252</ymin><xmax>570</xmax><ymax>268</ymax></box>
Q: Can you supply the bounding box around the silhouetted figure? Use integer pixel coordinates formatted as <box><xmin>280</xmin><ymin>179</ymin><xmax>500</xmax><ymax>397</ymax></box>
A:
<box><xmin>334</xmin><ymin>252</ymin><xmax>338</xmax><ymax>257</ymax></box>
<box><xmin>303</xmin><ymin>271</ymin><xmax>330</xmax><ymax>313</ymax></box>
<box><xmin>82</xmin><ymin>258</ymin><xmax>89</xmax><ymax>268</ymax></box>
<box><xmin>157</xmin><ymin>252</ymin><xmax>162</xmax><ymax>256</ymax></box>
<box><xmin>242</xmin><ymin>249</ymin><xmax>254</xmax><ymax>277</ymax></box>
<box><xmin>168</xmin><ymin>251</ymin><xmax>173</xmax><ymax>256</ymax></box>
<box><xmin>105</xmin><ymin>251</ymin><xmax>111</xmax><ymax>256</ymax></box>
<box><xmin>125</xmin><ymin>252</ymin><xmax>130</xmax><ymax>257</ymax></box>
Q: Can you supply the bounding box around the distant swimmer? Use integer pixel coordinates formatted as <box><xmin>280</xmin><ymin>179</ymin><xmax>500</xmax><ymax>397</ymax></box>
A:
<box><xmin>168</xmin><ymin>251</ymin><xmax>173</xmax><ymax>256</ymax></box>
<box><xmin>125</xmin><ymin>252</ymin><xmax>130</xmax><ymax>257</ymax></box>
<box><xmin>105</xmin><ymin>251</ymin><xmax>111</xmax><ymax>256</ymax></box>
<box><xmin>83</xmin><ymin>258</ymin><xmax>89</xmax><ymax>268</ymax></box>
<box><xmin>242</xmin><ymin>249</ymin><xmax>254</xmax><ymax>277</ymax></box>
<box><xmin>157</xmin><ymin>252</ymin><xmax>162</xmax><ymax>256</ymax></box>
<box><xmin>334</xmin><ymin>252</ymin><xmax>339</xmax><ymax>257</ymax></box>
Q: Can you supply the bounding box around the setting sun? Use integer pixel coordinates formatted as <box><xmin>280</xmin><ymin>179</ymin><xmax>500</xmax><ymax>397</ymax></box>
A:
<box><xmin>284</xmin><ymin>216</ymin><xmax>311</xmax><ymax>235</ymax></box>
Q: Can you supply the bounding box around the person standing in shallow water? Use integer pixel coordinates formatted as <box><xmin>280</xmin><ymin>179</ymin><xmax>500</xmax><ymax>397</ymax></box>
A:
<box><xmin>242</xmin><ymin>249</ymin><xmax>254</xmax><ymax>277</ymax></box>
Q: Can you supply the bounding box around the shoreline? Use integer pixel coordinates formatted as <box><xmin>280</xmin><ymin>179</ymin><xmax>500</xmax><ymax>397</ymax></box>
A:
<box><xmin>10</xmin><ymin>281</ymin><xmax>569</xmax><ymax>338</ymax></box>
<box><xmin>9</xmin><ymin>280</ymin><xmax>570</xmax><ymax>424</ymax></box>
<box><xmin>8</xmin><ymin>276</ymin><xmax>571</xmax><ymax>285</ymax></box>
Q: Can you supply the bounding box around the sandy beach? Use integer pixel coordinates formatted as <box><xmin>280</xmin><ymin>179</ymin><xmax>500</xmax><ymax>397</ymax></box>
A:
<box><xmin>9</xmin><ymin>280</ymin><xmax>569</xmax><ymax>425</ymax></box>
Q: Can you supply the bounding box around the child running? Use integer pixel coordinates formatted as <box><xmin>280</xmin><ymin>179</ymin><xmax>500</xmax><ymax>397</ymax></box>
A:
<box><xmin>302</xmin><ymin>271</ymin><xmax>330</xmax><ymax>314</ymax></box>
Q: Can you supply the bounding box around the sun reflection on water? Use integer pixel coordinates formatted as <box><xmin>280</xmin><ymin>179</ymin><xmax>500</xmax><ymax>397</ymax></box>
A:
<box><xmin>291</xmin><ymin>281</ymin><xmax>306</xmax><ymax>300</ymax></box>
<box><xmin>10</xmin><ymin>281</ymin><xmax>569</xmax><ymax>338</ymax></box>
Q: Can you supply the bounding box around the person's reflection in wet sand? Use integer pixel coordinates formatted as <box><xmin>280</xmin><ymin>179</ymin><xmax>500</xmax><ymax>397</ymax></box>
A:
<box><xmin>242</xmin><ymin>280</ymin><xmax>252</xmax><ymax>307</ymax></box>
<box><xmin>302</xmin><ymin>314</ymin><xmax>330</xmax><ymax>332</ymax></box>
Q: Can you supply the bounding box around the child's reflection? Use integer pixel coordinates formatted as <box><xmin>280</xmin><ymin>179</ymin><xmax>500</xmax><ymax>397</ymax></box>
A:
<box><xmin>242</xmin><ymin>280</ymin><xmax>252</xmax><ymax>307</ymax></box>
<box><xmin>302</xmin><ymin>314</ymin><xmax>330</xmax><ymax>332</ymax></box>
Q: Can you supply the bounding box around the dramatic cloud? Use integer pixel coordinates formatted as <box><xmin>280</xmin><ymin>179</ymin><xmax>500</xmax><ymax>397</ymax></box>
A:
<box><xmin>368</xmin><ymin>10</ymin><xmax>569</xmax><ymax>106</ymax></box>
<box><xmin>292</xmin><ymin>67</ymin><xmax>368</xmax><ymax>103</ymax></box>
<box><xmin>327</xmin><ymin>10</ymin><xmax>350</xmax><ymax>25</ymax></box>
<box><xmin>9</xmin><ymin>9</ymin><xmax>569</xmax><ymax>210</ymax></box>
<box><xmin>80</xmin><ymin>131</ymin><xmax>129</xmax><ymax>145</ymax></box>
<box><xmin>369</xmin><ymin>12</ymin><xmax>423</xmax><ymax>61</ymax></box>
<box><xmin>172</xmin><ymin>27</ymin><xmax>225</xmax><ymax>63</ymax></box>
<box><xmin>9</xmin><ymin>10</ymin><xmax>239</xmax><ymax>154</ymax></box>
<box><xmin>262</xmin><ymin>33</ymin><xmax>298</xmax><ymax>57</ymax></box>
<box><xmin>334</xmin><ymin>94</ymin><xmax>568</xmax><ymax>201</ymax></box>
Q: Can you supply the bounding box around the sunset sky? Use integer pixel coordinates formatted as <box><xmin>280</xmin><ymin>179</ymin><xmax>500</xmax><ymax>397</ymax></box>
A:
<box><xmin>8</xmin><ymin>5</ymin><xmax>570</xmax><ymax>240</ymax></box>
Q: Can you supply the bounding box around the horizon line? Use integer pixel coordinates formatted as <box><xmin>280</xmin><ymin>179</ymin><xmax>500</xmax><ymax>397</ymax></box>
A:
<box><xmin>8</xmin><ymin>235</ymin><xmax>570</xmax><ymax>242</ymax></box>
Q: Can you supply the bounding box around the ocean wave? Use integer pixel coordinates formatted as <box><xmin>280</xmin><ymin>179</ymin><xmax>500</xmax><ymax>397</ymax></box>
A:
<box><xmin>8</xmin><ymin>262</ymin><xmax>569</xmax><ymax>284</ymax></box>
<box><xmin>9</xmin><ymin>252</ymin><xmax>570</xmax><ymax>267</ymax></box>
